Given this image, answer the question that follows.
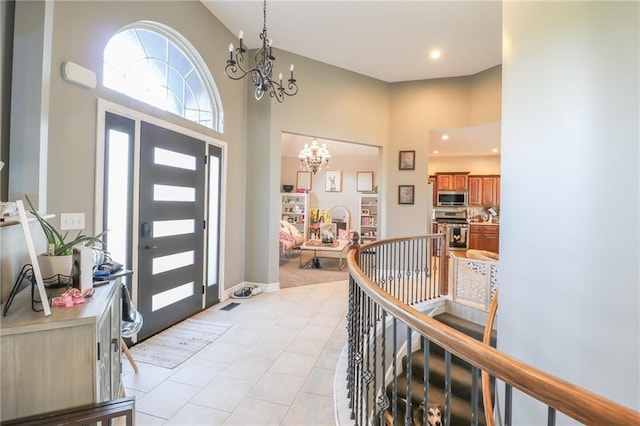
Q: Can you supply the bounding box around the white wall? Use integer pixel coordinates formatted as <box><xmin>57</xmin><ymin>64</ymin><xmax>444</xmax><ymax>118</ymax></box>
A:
<box><xmin>501</xmin><ymin>1</ymin><xmax>639</xmax><ymax>422</ymax></box>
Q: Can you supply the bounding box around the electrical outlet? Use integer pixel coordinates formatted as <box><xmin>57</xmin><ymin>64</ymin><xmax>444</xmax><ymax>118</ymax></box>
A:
<box><xmin>60</xmin><ymin>213</ymin><xmax>85</xmax><ymax>230</ymax></box>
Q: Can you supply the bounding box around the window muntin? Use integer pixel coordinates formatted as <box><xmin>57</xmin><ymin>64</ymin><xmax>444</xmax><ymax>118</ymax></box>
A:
<box><xmin>103</xmin><ymin>24</ymin><xmax>223</xmax><ymax>132</ymax></box>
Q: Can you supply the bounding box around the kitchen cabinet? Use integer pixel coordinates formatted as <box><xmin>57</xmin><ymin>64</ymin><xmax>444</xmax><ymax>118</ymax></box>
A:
<box><xmin>468</xmin><ymin>175</ymin><xmax>500</xmax><ymax>206</ymax></box>
<box><xmin>435</xmin><ymin>172</ymin><xmax>469</xmax><ymax>191</ymax></box>
<box><xmin>1</xmin><ymin>279</ymin><xmax>122</xmax><ymax>421</ymax></box>
<box><xmin>469</xmin><ymin>224</ymin><xmax>499</xmax><ymax>253</ymax></box>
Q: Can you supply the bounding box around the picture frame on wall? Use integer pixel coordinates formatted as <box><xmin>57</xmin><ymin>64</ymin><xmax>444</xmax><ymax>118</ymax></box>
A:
<box><xmin>296</xmin><ymin>171</ymin><xmax>312</xmax><ymax>191</ymax></box>
<box><xmin>398</xmin><ymin>185</ymin><xmax>415</xmax><ymax>204</ymax></box>
<box><xmin>325</xmin><ymin>170</ymin><xmax>342</xmax><ymax>192</ymax></box>
<box><xmin>399</xmin><ymin>150</ymin><xmax>415</xmax><ymax>170</ymax></box>
<box><xmin>356</xmin><ymin>171</ymin><xmax>374</xmax><ymax>192</ymax></box>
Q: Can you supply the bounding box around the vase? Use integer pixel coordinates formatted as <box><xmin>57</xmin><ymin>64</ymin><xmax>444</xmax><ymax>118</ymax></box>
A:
<box><xmin>37</xmin><ymin>254</ymin><xmax>73</xmax><ymax>284</ymax></box>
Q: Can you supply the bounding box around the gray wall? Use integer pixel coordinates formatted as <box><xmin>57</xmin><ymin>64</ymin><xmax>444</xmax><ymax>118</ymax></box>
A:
<box><xmin>3</xmin><ymin>0</ymin><xmax>248</xmax><ymax>295</ymax></box>
<box><xmin>501</xmin><ymin>1</ymin><xmax>639</xmax><ymax>421</ymax></box>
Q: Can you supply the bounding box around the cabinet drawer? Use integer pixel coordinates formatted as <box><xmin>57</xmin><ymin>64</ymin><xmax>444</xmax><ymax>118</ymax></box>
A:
<box><xmin>482</xmin><ymin>225</ymin><xmax>499</xmax><ymax>234</ymax></box>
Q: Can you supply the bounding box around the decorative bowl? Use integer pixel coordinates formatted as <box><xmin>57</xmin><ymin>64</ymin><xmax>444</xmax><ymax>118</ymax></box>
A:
<box><xmin>282</xmin><ymin>185</ymin><xmax>294</xmax><ymax>193</ymax></box>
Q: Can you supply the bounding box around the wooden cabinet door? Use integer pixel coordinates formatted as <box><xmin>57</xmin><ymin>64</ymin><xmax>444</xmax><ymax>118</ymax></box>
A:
<box><xmin>469</xmin><ymin>225</ymin><xmax>481</xmax><ymax>249</ymax></box>
<box><xmin>468</xmin><ymin>177</ymin><xmax>482</xmax><ymax>206</ymax></box>
<box><xmin>453</xmin><ymin>174</ymin><xmax>468</xmax><ymax>191</ymax></box>
<box><xmin>481</xmin><ymin>176</ymin><xmax>500</xmax><ymax>206</ymax></box>
<box><xmin>436</xmin><ymin>174</ymin><xmax>453</xmax><ymax>190</ymax></box>
<box><xmin>484</xmin><ymin>232</ymin><xmax>499</xmax><ymax>253</ymax></box>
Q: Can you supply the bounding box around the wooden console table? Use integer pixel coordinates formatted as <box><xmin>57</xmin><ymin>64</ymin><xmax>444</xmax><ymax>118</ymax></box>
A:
<box><xmin>0</xmin><ymin>279</ymin><xmax>122</xmax><ymax>421</ymax></box>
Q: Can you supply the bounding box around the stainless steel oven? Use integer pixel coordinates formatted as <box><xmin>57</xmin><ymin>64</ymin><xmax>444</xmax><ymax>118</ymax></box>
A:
<box><xmin>435</xmin><ymin>209</ymin><xmax>469</xmax><ymax>251</ymax></box>
<box><xmin>437</xmin><ymin>222</ymin><xmax>469</xmax><ymax>251</ymax></box>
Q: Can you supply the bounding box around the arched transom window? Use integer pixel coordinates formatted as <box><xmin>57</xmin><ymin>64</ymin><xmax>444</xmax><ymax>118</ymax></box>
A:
<box><xmin>103</xmin><ymin>22</ymin><xmax>223</xmax><ymax>132</ymax></box>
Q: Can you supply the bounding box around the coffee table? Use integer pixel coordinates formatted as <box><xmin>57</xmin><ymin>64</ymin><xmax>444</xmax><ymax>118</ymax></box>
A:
<box><xmin>299</xmin><ymin>239</ymin><xmax>350</xmax><ymax>270</ymax></box>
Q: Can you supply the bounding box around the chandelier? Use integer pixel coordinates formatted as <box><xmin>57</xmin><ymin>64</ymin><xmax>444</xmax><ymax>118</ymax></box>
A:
<box><xmin>299</xmin><ymin>139</ymin><xmax>331</xmax><ymax>174</ymax></box>
<box><xmin>224</xmin><ymin>0</ymin><xmax>298</xmax><ymax>103</ymax></box>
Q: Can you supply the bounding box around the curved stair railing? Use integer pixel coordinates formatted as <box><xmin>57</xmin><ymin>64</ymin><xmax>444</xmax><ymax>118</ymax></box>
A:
<box><xmin>345</xmin><ymin>233</ymin><xmax>640</xmax><ymax>426</ymax></box>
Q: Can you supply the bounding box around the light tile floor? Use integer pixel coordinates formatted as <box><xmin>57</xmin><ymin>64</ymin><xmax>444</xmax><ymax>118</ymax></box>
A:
<box><xmin>122</xmin><ymin>280</ymin><xmax>349</xmax><ymax>425</ymax></box>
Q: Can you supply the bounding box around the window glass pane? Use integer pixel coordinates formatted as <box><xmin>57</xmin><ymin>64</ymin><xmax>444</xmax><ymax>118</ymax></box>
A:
<box><xmin>167</xmin><ymin>67</ymin><xmax>184</xmax><ymax>106</ymax></box>
<box><xmin>135</xmin><ymin>28</ymin><xmax>166</xmax><ymax>60</ymax></box>
<box><xmin>106</xmin><ymin>130</ymin><xmax>130</xmax><ymax>268</ymax></box>
<box><xmin>103</xmin><ymin>25</ymin><xmax>222</xmax><ymax>131</ymax></box>
<box><xmin>154</xmin><ymin>147</ymin><xmax>196</xmax><ymax>170</ymax></box>
<box><xmin>153</xmin><ymin>219</ymin><xmax>195</xmax><ymax>238</ymax></box>
<box><xmin>152</xmin><ymin>282</ymin><xmax>194</xmax><ymax>311</ymax></box>
<box><xmin>168</xmin><ymin>42</ymin><xmax>193</xmax><ymax>75</ymax></box>
<box><xmin>207</xmin><ymin>155</ymin><xmax>220</xmax><ymax>286</ymax></box>
<box><xmin>154</xmin><ymin>184</ymin><xmax>195</xmax><ymax>202</ymax></box>
<box><xmin>152</xmin><ymin>250</ymin><xmax>194</xmax><ymax>275</ymax></box>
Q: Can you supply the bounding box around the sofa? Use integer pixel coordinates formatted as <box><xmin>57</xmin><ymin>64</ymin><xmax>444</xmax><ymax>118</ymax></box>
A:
<box><xmin>279</xmin><ymin>220</ymin><xmax>304</xmax><ymax>257</ymax></box>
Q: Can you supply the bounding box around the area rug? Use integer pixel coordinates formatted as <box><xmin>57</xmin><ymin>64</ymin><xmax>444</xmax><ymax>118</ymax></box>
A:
<box><xmin>129</xmin><ymin>318</ymin><xmax>231</xmax><ymax>369</ymax></box>
<box><xmin>279</xmin><ymin>254</ymin><xmax>349</xmax><ymax>288</ymax></box>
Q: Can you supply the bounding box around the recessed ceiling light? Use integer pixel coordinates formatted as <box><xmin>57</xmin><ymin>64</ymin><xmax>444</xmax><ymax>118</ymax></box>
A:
<box><xmin>432</xmin><ymin>150</ymin><xmax>439</xmax><ymax>154</ymax></box>
<box><xmin>430</xmin><ymin>50</ymin><xmax>441</xmax><ymax>59</ymax></box>
<box><xmin>441</xmin><ymin>134</ymin><xmax>449</xmax><ymax>140</ymax></box>
<box><xmin>492</xmin><ymin>148</ymin><xmax>498</xmax><ymax>153</ymax></box>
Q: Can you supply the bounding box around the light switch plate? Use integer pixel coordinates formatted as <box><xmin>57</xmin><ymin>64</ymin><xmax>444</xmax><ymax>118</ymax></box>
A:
<box><xmin>60</xmin><ymin>213</ymin><xmax>85</xmax><ymax>230</ymax></box>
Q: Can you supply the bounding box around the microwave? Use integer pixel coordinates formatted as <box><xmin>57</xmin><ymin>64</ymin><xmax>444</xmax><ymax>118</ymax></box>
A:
<box><xmin>437</xmin><ymin>191</ymin><xmax>468</xmax><ymax>207</ymax></box>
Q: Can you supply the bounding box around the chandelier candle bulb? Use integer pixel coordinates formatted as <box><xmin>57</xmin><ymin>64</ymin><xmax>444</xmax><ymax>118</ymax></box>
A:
<box><xmin>279</xmin><ymin>73</ymin><xmax>283</xmax><ymax>84</ymax></box>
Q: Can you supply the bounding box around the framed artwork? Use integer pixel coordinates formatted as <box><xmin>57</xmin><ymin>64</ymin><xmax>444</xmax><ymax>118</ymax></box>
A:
<box><xmin>399</xmin><ymin>150</ymin><xmax>415</xmax><ymax>170</ymax></box>
<box><xmin>356</xmin><ymin>171</ymin><xmax>374</xmax><ymax>192</ymax></box>
<box><xmin>296</xmin><ymin>171</ymin><xmax>312</xmax><ymax>191</ymax></box>
<box><xmin>325</xmin><ymin>170</ymin><xmax>342</xmax><ymax>192</ymax></box>
<box><xmin>398</xmin><ymin>185</ymin><xmax>415</xmax><ymax>204</ymax></box>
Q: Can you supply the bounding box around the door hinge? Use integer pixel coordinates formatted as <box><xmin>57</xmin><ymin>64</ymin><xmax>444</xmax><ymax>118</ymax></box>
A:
<box><xmin>204</xmin><ymin>155</ymin><xmax>207</xmax><ymax>164</ymax></box>
<box><xmin>202</xmin><ymin>285</ymin><xmax>205</xmax><ymax>295</ymax></box>
<box><xmin>97</xmin><ymin>342</ymin><xmax>100</xmax><ymax>360</ymax></box>
<box><xmin>203</xmin><ymin>220</ymin><xmax>206</xmax><ymax>229</ymax></box>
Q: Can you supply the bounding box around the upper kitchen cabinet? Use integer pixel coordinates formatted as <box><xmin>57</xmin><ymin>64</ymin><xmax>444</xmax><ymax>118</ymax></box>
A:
<box><xmin>436</xmin><ymin>172</ymin><xmax>469</xmax><ymax>191</ymax></box>
<box><xmin>468</xmin><ymin>175</ymin><xmax>500</xmax><ymax>206</ymax></box>
<box><xmin>469</xmin><ymin>175</ymin><xmax>500</xmax><ymax>206</ymax></box>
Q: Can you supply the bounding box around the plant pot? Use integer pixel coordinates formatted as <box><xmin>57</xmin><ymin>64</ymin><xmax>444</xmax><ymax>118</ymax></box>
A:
<box><xmin>37</xmin><ymin>254</ymin><xmax>73</xmax><ymax>283</ymax></box>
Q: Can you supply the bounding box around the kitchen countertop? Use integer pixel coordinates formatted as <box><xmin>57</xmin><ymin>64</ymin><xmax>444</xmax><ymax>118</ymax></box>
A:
<box><xmin>469</xmin><ymin>221</ymin><xmax>499</xmax><ymax>226</ymax></box>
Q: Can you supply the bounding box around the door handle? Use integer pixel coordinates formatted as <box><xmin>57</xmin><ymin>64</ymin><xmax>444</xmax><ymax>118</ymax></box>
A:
<box><xmin>141</xmin><ymin>222</ymin><xmax>152</xmax><ymax>238</ymax></box>
<box><xmin>142</xmin><ymin>245</ymin><xmax>158</xmax><ymax>250</ymax></box>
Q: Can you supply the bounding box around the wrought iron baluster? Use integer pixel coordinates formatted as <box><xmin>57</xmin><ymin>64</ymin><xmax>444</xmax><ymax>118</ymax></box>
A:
<box><xmin>505</xmin><ymin>383</ymin><xmax>513</xmax><ymax>426</ymax></box>
<box><xmin>405</xmin><ymin>326</ymin><xmax>413</xmax><ymax>425</ymax></box>
<box><xmin>392</xmin><ymin>318</ymin><xmax>398</xmax><ymax>426</ymax></box>
<box><xmin>471</xmin><ymin>366</ymin><xmax>479</xmax><ymax>426</ymax></box>
<box><xmin>444</xmin><ymin>351</ymin><xmax>452</xmax><ymax>426</ymax></box>
<box><xmin>548</xmin><ymin>406</ymin><xmax>556</xmax><ymax>426</ymax></box>
<box><xmin>347</xmin><ymin>276</ymin><xmax>356</xmax><ymax>419</ymax></box>
<box><xmin>377</xmin><ymin>310</ymin><xmax>389</xmax><ymax>426</ymax></box>
<box><xmin>422</xmin><ymin>336</ymin><xmax>430</xmax><ymax>426</ymax></box>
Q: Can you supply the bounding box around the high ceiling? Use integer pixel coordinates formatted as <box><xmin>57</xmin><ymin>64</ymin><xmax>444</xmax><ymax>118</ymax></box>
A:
<box><xmin>202</xmin><ymin>1</ymin><xmax>503</xmax><ymax>157</ymax></box>
<box><xmin>202</xmin><ymin>1</ymin><xmax>502</xmax><ymax>83</ymax></box>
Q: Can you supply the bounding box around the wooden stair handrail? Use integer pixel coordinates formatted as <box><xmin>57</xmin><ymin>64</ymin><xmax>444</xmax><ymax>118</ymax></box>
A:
<box><xmin>482</xmin><ymin>292</ymin><xmax>498</xmax><ymax>426</ymax></box>
<box><xmin>347</xmin><ymin>246</ymin><xmax>640</xmax><ymax>426</ymax></box>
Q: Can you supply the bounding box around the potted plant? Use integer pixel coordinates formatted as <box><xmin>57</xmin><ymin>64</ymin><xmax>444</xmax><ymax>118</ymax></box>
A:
<box><xmin>25</xmin><ymin>195</ymin><xmax>106</xmax><ymax>282</ymax></box>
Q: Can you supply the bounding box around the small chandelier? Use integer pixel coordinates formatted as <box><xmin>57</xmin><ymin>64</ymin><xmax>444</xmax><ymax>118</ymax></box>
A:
<box><xmin>224</xmin><ymin>0</ymin><xmax>298</xmax><ymax>103</ymax></box>
<box><xmin>299</xmin><ymin>139</ymin><xmax>331</xmax><ymax>174</ymax></box>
